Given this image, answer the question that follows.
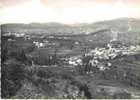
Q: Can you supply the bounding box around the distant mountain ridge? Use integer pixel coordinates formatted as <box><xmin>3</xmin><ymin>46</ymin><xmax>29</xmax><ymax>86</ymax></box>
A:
<box><xmin>1</xmin><ymin>18</ymin><xmax>140</xmax><ymax>33</ymax></box>
<box><xmin>1</xmin><ymin>18</ymin><xmax>140</xmax><ymax>44</ymax></box>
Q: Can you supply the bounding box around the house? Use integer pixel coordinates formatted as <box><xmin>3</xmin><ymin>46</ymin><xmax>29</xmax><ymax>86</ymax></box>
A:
<box><xmin>33</xmin><ymin>41</ymin><xmax>45</xmax><ymax>48</ymax></box>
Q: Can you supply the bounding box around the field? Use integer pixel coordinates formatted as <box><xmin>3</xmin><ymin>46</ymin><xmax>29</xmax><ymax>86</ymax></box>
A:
<box><xmin>1</xmin><ymin>18</ymin><xmax>140</xmax><ymax>99</ymax></box>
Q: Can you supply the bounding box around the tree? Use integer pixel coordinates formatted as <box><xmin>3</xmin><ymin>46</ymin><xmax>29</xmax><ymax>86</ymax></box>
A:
<box><xmin>1</xmin><ymin>60</ymin><xmax>25</xmax><ymax>98</ymax></box>
<box><xmin>1</xmin><ymin>43</ymin><xmax>8</xmax><ymax>63</ymax></box>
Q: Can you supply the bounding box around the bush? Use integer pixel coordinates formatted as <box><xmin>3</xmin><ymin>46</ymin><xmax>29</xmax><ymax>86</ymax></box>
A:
<box><xmin>36</xmin><ymin>68</ymin><xmax>56</xmax><ymax>79</ymax></box>
<box><xmin>113</xmin><ymin>92</ymin><xmax>131</xmax><ymax>99</ymax></box>
<box><xmin>37</xmin><ymin>70</ymin><xmax>47</xmax><ymax>78</ymax></box>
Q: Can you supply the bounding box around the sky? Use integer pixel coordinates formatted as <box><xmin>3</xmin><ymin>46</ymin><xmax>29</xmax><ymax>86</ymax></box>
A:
<box><xmin>0</xmin><ymin>0</ymin><xmax>140</xmax><ymax>24</ymax></box>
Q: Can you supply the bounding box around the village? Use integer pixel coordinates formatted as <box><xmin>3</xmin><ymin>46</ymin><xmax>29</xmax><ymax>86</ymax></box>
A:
<box><xmin>1</xmin><ymin>23</ymin><xmax>140</xmax><ymax>99</ymax></box>
<box><xmin>4</xmin><ymin>31</ymin><xmax>140</xmax><ymax>72</ymax></box>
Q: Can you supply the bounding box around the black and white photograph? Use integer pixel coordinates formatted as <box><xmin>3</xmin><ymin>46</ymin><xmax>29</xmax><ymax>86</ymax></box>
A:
<box><xmin>1</xmin><ymin>0</ymin><xmax>140</xmax><ymax>99</ymax></box>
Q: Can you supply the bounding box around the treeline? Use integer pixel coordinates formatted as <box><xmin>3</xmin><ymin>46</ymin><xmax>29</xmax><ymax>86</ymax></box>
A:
<box><xmin>1</xmin><ymin>35</ymin><xmax>31</xmax><ymax>98</ymax></box>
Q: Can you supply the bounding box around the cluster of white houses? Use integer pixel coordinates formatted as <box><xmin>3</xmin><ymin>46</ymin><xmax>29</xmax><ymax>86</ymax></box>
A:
<box><xmin>65</xmin><ymin>42</ymin><xmax>140</xmax><ymax>71</ymax></box>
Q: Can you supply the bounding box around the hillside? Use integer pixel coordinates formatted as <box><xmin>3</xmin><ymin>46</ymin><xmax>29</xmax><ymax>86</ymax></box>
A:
<box><xmin>1</xmin><ymin>18</ymin><xmax>140</xmax><ymax>33</ymax></box>
<box><xmin>1</xmin><ymin>18</ymin><xmax>140</xmax><ymax>44</ymax></box>
<box><xmin>1</xmin><ymin>18</ymin><xmax>140</xmax><ymax>99</ymax></box>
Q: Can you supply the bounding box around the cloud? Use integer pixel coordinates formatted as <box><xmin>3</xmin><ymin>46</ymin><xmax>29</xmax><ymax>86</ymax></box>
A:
<box><xmin>0</xmin><ymin>0</ymin><xmax>30</xmax><ymax>8</ymax></box>
<box><xmin>0</xmin><ymin>0</ymin><xmax>140</xmax><ymax>24</ymax></box>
